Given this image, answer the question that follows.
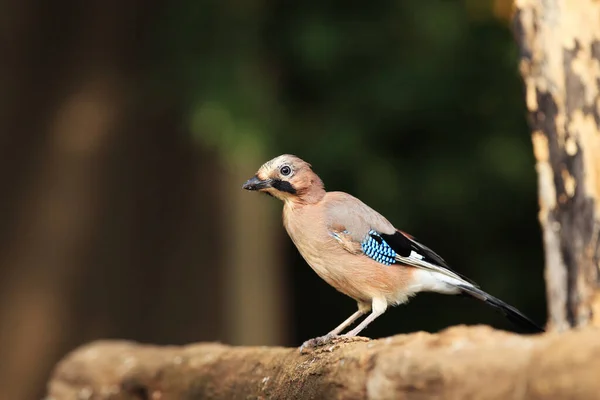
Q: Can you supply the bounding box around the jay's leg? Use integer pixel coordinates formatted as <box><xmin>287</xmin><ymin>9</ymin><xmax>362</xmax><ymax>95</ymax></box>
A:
<box><xmin>327</xmin><ymin>302</ymin><xmax>371</xmax><ymax>336</ymax></box>
<box><xmin>327</xmin><ymin>310</ymin><xmax>364</xmax><ymax>335</ymax></box>
<box><xmin>299</xmin><ymin>302</ymin><xmax>370</xmax><ymax>352</ymax></box>
<box><xmin>342</xmin><ymin>297</ymin><xmax>387</xmax><ymax>337</ymax></box>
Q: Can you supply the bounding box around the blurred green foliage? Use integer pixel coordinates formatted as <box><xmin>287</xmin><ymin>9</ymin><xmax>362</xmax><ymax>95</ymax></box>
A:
<box><xmin>151</xmin><ymin>0</ymin><xmax>545</xmax><ymax>341</ymax></box>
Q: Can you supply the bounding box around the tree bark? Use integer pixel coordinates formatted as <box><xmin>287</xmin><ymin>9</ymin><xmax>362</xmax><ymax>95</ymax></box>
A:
<box><xmin>47</xmin><ymin>326</ymin><xmax>600</xmax><ymax>400</ymax></box>
<box><xmin>514</xmin><ymin>0</ymin><xmax>600</xmax><ymax>331</ymax></box>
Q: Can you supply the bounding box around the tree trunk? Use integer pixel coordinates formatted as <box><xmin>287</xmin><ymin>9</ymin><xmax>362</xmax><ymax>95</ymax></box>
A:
<box><xmin>0</xmin><ymin>1</ymin><xmax>283</xmax><ymax>398</ymax></box>
<box><xmin>47</xmin><ymin>326</ymin><xmax>600</xmax><ymax>400</ymax></box>
<box><xmin>222</xmin><ymin>154</ymin><xmax>289</xmax><ymax>346</ymax></box>
<box><xmin>514</xmin><ymin>0</ymin><xmax>600</xmax><ymax>331</ymax></box>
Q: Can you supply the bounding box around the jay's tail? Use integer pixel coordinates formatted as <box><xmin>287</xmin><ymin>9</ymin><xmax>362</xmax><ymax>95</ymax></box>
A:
<box><xmin>457</xmin><ymin>284</ymin><xmax>544</xmax><ymax>333</ymax></box>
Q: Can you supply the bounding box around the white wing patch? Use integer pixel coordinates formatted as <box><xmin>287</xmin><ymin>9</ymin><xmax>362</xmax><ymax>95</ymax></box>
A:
<box><xmin>408</xmin><ymin>269</ymin><xmax>465</xmax><ymax>295</ymax></box>
<box><xmin>409</xmin><ymin>250</ymin><xmax>424</xmax><ymax>260</ymax></box>
<box><xmin>395</xmin><ymin>252</ymin><xmax>469</xmax><ymax>285</ymax></box>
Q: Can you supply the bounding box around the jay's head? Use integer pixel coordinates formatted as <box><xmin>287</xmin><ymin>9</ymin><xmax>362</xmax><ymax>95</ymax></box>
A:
<box><xmin>242</xmin><ymin>154</ymin><xmax>324</xmax><ymax>203</ymax></box>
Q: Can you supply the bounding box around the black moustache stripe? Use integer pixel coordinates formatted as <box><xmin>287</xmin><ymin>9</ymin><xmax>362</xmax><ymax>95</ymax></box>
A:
<box><xmin>271</xmin><ymin>179</ymin><xmax>297</xmax><ymax>194</ymax></box>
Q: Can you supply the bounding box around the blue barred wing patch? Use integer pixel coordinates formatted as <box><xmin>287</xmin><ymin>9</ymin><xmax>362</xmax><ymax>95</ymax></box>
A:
<box><xmin>361</xmin><ymin>230</ymin><xmax>397</xmax><ymax>266</ymax></box>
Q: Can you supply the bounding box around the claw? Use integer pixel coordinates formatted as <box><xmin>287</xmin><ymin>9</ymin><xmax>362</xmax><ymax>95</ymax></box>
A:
<box><xmin>299</xmin><ymin>334</ymin><xmax>371</xmax><ymax>354</ymax></box>
<box><xmin>299</xmin><ymin>334</ymin><xmax>338</xmax><ymax>353</ymax></box>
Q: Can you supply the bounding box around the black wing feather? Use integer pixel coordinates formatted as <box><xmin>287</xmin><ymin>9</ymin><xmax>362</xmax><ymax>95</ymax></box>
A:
<box><xmin>379</xmin><ymin>230</ymin><xmax>477</xmax><ymax>286</ymax></box>
<box><xmin>376</xmin><ymin>230</ymin><xmax>543</xmax><ymax>333</ymax></box>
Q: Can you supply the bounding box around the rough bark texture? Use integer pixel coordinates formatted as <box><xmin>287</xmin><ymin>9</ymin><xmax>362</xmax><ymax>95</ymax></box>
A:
<box><xmin>46</xmin><ymin>325</ymin><xmax>600</xmax><ymax>400</ymax></box>
<box><xmin>514</xmin><ymin>0</ymin><xmax>600</xmax><ymax>331</ymax></box>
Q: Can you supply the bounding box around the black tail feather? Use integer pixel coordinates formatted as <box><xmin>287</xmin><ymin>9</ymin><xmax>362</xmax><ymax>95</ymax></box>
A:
<box><xmin>457</xmin><ymin>285</ymin><xmax>545</xmax><ymax>333</ymax></box>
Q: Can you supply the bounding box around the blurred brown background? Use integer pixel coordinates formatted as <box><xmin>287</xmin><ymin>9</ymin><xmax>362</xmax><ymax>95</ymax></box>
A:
<box><xmin>0</xmin><ymin>1</ymin><xmax>546</xmax><ymax>399</ymax></box>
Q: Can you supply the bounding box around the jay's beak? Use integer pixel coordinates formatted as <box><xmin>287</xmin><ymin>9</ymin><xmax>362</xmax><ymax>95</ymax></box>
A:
<box><xmin>242</xmin><ymin>175</ymin><xmax>271</xmax><ymax>191</ymax></box>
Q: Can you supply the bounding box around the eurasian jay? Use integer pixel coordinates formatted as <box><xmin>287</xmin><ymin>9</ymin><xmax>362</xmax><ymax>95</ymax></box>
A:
<box><xmin>242</xmin><ymin>154</ymin><xmax>544</xmax><ymax>347</ymax></box>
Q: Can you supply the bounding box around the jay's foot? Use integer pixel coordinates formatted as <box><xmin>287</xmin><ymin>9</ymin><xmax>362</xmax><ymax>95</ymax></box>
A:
<box><xmin>299</xmin><ymin>334</ymin><xmax>371</xmax><ymax>354</ymax></box>
<box><xmin>299</xmin><ymin>334</ymin><xmax>338</xmax><ymax>353</ymax></box>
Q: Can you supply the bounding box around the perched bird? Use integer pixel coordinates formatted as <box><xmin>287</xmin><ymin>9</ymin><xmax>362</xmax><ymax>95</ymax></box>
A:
<box><xmin>242</xmin><ymin>154</ymin><xmax>544</xmax><ymax>347</ymax></box>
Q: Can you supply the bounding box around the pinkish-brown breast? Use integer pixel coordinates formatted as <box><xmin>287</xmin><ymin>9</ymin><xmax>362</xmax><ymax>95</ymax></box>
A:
<box><xmin>282</xmin><ymin>199</ymin><xmax>416</xmax><ymax>305</ymax></box>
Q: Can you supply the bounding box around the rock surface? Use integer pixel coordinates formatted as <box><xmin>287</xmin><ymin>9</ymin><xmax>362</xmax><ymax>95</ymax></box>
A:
<box><xmin>47</xmin><ymin>325</ymin><xmax>600</xmax><ymax>400</ymax></box>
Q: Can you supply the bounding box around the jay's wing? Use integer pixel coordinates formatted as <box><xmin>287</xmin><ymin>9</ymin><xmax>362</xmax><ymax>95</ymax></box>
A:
<box><xmin>324</xmin><ymin>192</ymin><xmax>476</xmax><ymax>286</ymax></box>
<box><xmin>324</xmin><ymin>193</ymin><xmax>543</xmax><ymax>333</ymax></box>
<box><xmin>331</xmin><ymin>226</ymin><xmax>476</xmax><ymax>285</ymax></box>
<box><xmin>377</xmin><ymin>229</ymin><xmax>477</xmax><ymax>286</ymax></box>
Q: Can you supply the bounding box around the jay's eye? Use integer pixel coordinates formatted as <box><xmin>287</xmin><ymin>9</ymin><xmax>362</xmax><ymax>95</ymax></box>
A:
<box><xmin>280</xmin><ymin>165</ymin><xmax>291</xmax><ymax>176</ymax></box>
